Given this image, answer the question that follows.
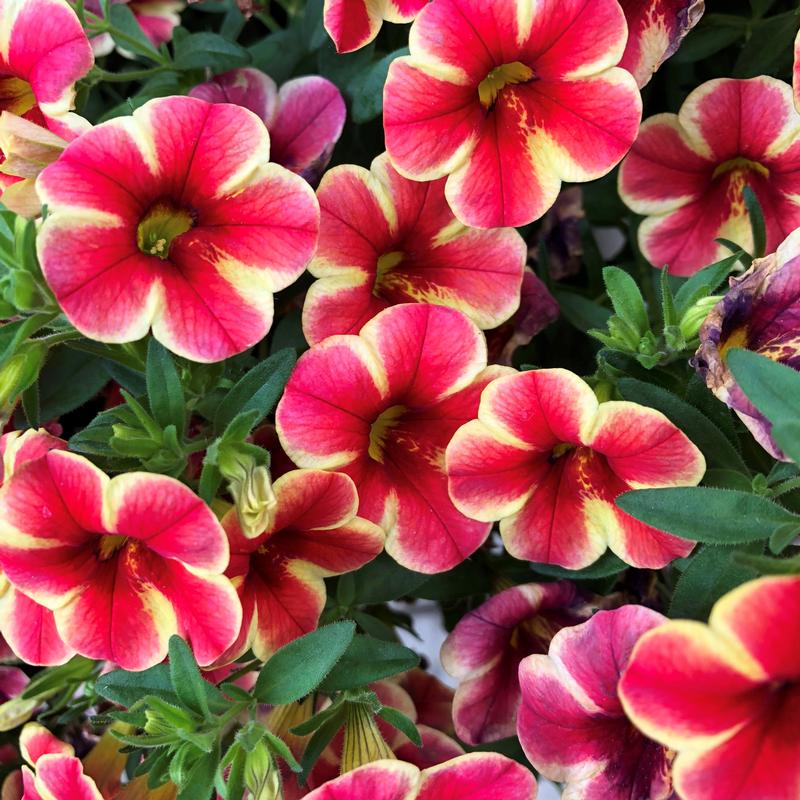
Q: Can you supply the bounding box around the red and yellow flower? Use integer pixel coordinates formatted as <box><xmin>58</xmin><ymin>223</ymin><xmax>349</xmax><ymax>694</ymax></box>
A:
<box><xmin>619</xmin><ymin>576</ymin><xmax>800</xmax><ymax>800</ymax></box>
<box><xmin>277</xmin><ymin>303</ymin><xmax>510</xmax><ymax>574</ymax></box>
<box><xmin>36</xmin><ymin>95</ymin><xmax>319</xmax><ymax>363</ymax></box>
<box><xmin>303</xmin><ymin>753</ymin><xmax>536</xmax><ymax>800</ymax></box>
<box><xmin>518</xmin><ymin>606</ymin><xmax>673</xmax><ymax>800</ymax></box>
<box><xmin>323</xmin><ymin>0</ymin><xmax>427</xmax><ymax>54</ymax></box>
<box><xmin>383</xmin><ymin>0</ymin><xmax>642</xmax><ymax>228</ymax></box>
<box><xmin>0</xmin><ymin>429</ymin><xmax>74</xmax><ymax>666</ymax></box>
<box><xmin>218</xmin><ymin>469</ymin><xmax>384</xmax><ymax>663</ymax></box>
<box><xmin>0</xmin><ymin>449</ymin><xmax>241</xmax><ymax>671</ymax></box>
<box><xmin>446</xmin><ymin>368</ymin><xmax>705</xmax><ymax>569</ymax></box>
<box><xmin>303</xmin><ymin>152</ymin><xmax>526</xmax><ymax>344</ymax></box>
<box><xmin>620</xmin><ymin>77</ymin><xmax>800</xmax><ymax>275</ymax></box>
<box><xmin>441</xmin><ymin>581</ymin><xmax>592</xmax><ymax>745</ymax></box>
<box><xmin>189</xmin><ymin>68</ymin><xmax>346</xmax><ymax>184</ymax></box>
<box><xmin>618</xmin><ymin>0</ymin><xmax>705</xmax><ymax>88</ymax></box>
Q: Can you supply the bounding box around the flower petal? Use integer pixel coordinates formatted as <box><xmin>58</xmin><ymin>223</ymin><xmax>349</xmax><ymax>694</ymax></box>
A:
<box><xmin>303</xmin><ymin>760</ymin><xmax>420</xmax><ymax>800</ymax></box>
<box><xmin>417</xmin><ymin>753</ymin><xmax>537</xmax><ymax>800</ymax></box>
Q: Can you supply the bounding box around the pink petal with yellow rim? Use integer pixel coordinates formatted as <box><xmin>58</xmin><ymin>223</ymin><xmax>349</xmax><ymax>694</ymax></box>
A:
<box><xmin>303</xmin><ymin>276</ymin><xmax>387</xmax><ymax>344</ymax></box>
<box><xmin>189</xmin><ymin>67</ymin><xmax>279</xmax><ymax>123</ymax></box>
<box><xmin>33</xmin><ymin>754</ymin><xmax>103</xmax><ymax>800</ymax></box>
<box><xmin>19</xmin><ymin>723</ymin><xmax>73</xmax><ymax>766</ymax></box>
<box><xmin>417</xmin><ymin>752</ymin><xmax>537</xmax><ymax>800</ymax></box>
<box><xmin>304</xmin><ymin>760</ymin><xmax>420</xmax><ymax>799</ymax></box>
<box><xmin>323</xmin><ymin>0</ymin><xmax>381</xmax><ymax>54</ymax></box>
<box><xmin>270</xmin><ymin>469</ymin><xmax>359</xmax><ymax>532</ymax></box>
<box><xmin>0</xmin><ymin>429</ymin><xmax>65</xmax><ymax>483</ymax></box>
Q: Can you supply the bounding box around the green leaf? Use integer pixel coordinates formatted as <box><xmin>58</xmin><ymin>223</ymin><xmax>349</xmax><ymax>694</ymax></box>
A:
<box><xmin>602</xmin><ymin>266</ymin><xmax>649</xmax><ymax>335</ymax></box>
<box><xmin>95</xmin><ymin>664</ymin><xmax>178</xmax><ymax>708</ymax></box>
<box><xmin>378</xmin><ymin>707</ymin><xmax>421</xmax><ymax>747</ymax></box>
<box><xmin>727</xmin><ymin>348</ymin><xmax>800</xmax><ymax>428</ymax></box>
<box><xmin>250</xmin><ymin>27</ymin><xmax>304</xmax><ymax>84</ymax></box>
<box><xmin>670</xmin><ymin>544</ymin><xmax>760</xmax><ymax>620</ymax></box>
<box><xmin>174</xmin><ymin>31</ymin><xmax>251</xmax><ymax>72</ymax></box>
<box><xmin>299</xmin><ymin>707</ymin><xmax>346</xmax><ymax>783</ymax></box>
<box><xmin>263</xmin><ymin>729</ymin><xmax>302</xmax><ymax>772</ymax></box>
<box><xmin>768</xmin><ymin>522</ymin><xmax>800</xmax><ymax>555</ymax></box>
<box><xmin>732</xmin><ymin>551</ymin><xmax>800</xmax><ymax>575</ymax></box>
<box><xmin>254</xmin><ymin>621</ymin><xmax>356</xmax><ymax>705</ymax></box>
<box><xmin>177</xmin><ymin>745</ymin><xmax>219</xmax><ymax>800</ymax></box>
<box><xmin>319</xmin><ymin>635</ymin><xmax>419</xmax><ymax>692</ymax></box>
<box><xmin>553</xmin><ymin>289</ymin><xmax>612</xmax><ymax>333</ymax></box>
<box><xmin>348</xmin><ymin>48</ymin><xmax>408</xmax><ymax>123</ymax></box>
<box><xmin>30</xmin><ymin>348</ymin><xmax>109</xmax><ymax>422</ymax></box>
<box><xmin>108</xmin><ymin>3</ymin><xmax>161</xmax><ymax>59</ymax></box>
<box><xmin>674</xmin><ymin>252</ymin><xmax>739</xmax><ymax>316</ymax></box>
<box><xmin>742</xmin><ymin>186</ymin><xmax>767</xmax><ymax>258</ymax></box>
<box><xmin>147</xmin><ymin>339</ymin><xmax>185</xmax><ymax>434</ymax></box>
<box><xmin>770</xmin><ymin>420</ymin><xmax>800</xmax><ymax>464</ymax></box>
<box><xmin>734</xmin><ymin>11</ymin><xmax>799</xmax><ymax>78</ymax></box>
<box><xmin>617</xmin><ymin>487</ymin><xmax>800</xmax><ymax>544</ymax></box>
<box><xmin>351</xmin><ymin>553</ymin><xmax>429</xmax><ymax>604</ymax></box>
<box><xmin>617</xmin><ymin>378</ymin><xmax>747</xmax><ymax>473</ymax></box>
<box><xmin>214</xmin><ymin>349</ymin><xmax>297</xmax><ymax>434</ymax></box>
<box><xmin>529</xmin><ymin>551</ymin><xmax>628</xmax><ymax>580</ymax></box>
<box><xmin>168</xmin><ymin>636</ymin><xmax>220</xmax><ymax>720</ymax></box>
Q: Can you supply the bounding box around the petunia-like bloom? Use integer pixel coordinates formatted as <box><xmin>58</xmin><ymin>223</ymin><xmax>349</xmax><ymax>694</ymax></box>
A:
<box><xmin>323</xmin><ymin>0</ymin><xmax>427</xmax><ymax>54</ymax></box>
<box><xmin>619</xmin><ymin>77</ymin><xmax>800</xmax><ymax>276</ymax></box>
<box><xmin>36</xmin><ymin>95</ymin><xmax>319</xmax><ymax>363</ymax></box>
<box><xmin>795</xmin><ymin>30</ymin><xmax>800</xmax><ymax>112</ymax></box>
<box><xmin>693</xmin><ymin>228</ymin><xmax>800</xmax><ymax>460</ymax></box>
<box><xmin>397</xmin><ymin>669</ymin><xmax>455</xmax><ymax>736</ymax></box>
<box><xmin>17</xmin><ymin>723</ymin><xmax>103</xmax><ymax>800</ymax></box>
<box><xmin>441</xmin><ymin>581</ymin><xmax>591</xmax><ymax>745</ymax></box>
<box><xmin>277</xmin><ymin>303</ymin><xmax>510</xmax><ymax>574</ymax></box>
<box><xmin>518</xmin><ymin>606</ymin><xmax>673</xmax><ymax>800</ymax></box>
<box><xmin>446</xmin><ymin>368</ymin><xmax>706</xmax><ymax>569</ymax></box>
<box><xmin>618</xmin><ymin>0</ymin><xmax>705</xmax><ymax>88</ymax></box>
<box><xmin>0</xmin><ymin>449</ymin><xmax>241</xmax><ymax>671</ymax></box>
<box><xmin>302</xmin><ymin>152</ymin><xmax>526</xmax><ymax>345</ymax></box>
<box><xmin>304</xmin><ymin>754</ymin><xmax>536</xmax><ymax>800</ymax></box>
<box><xmin>189</xmin><ymin>68</ymin><xmax>346</xmax><ymax>184</ymax></box>
<box><xmin>619</xmin><ymin>576</ymin><xmax>800</xmax><ymax>800</ymax></box>
<box><xmin>383</xmin><ymin>0</ymin><xmax>642</xmax><ymax>229</ymax></box>
<box><xmin>219</xmin><ymin>469</ymin><xmax>384</xmax><ymax>663</ymax></box>
<box><xmin>0</xmin><ymin>429</ymin><xmax>74</xmax><ymax>667</ymax></box>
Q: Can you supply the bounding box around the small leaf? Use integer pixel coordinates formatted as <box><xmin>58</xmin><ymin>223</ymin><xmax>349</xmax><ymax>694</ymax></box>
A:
<box><xmin>742</xmin><ymin>186</ymin><xmax>767</xmax><ymax>257</ymax></box>
<box><xmin>254</xmin><ymin>622</ymin><xmax>356</xmax><ymax>705</ymax></box>
<box><xmin>263</xmin><ymin>729</ymin><xmax>302</xmax><ymax>772</ymax></box>
<box><xmin>319</xmin><ymin>635</ymin><xmax>419</xmax><ymax>692</ymax></box>
<box><xmin>674</xmin><ymin>252</ymin><xmax>740</xmax><ymax>315</ymax></box>
<box><xmin>602</xmin><ymin>266</ymin><xmax>649</xmax><ymax>335</ymax></box>
<box><xmin>348</xmin><ymin>48</ymin><xmax>408</xmax><ymax>123</ymax></box>
<box><xmin>768</xmin><ymin>522</ymin><xmax>800</xmax><ymax>555</ymax></box>
<box><xmin>95</xmin><ymin>665</ymin><xmax>179</xmax><ymax>708</ymax></box>
<box><xmin>147</xmin><ymin>339</ymin><xmax>185</xmax><ymax>433</ymax></box>
<box><xmin>108</xmin><ymin>3</ymin><xmax>161</xmax><ymax>59</ymax></box>
<box><xmin>351</xmin><ymin>554</ymin><xmax>429</xmax><ymax>604</ymax></box>
<box><xmin>617</xmin><ymin>487</ymin><xmax>799</xmax><ymax>544</ymax></box>
<box><xmin>299</xmin><ymin>708</ymin><xmax>346</xmax><ymax>784</ymax></box>
<box><xmin>168</xmin><ymin>636</ymin><xmax>220</xmax><ymax>720</ymax></box>
<box><xmin>378</xmin><ymin>707</ymin><xmax>421</xmax><ymax>747</ymax></box>
<box><xmin>174</xmin><ymin>31</ymin><xmax>251</xmax><ymax>72</ymax></box>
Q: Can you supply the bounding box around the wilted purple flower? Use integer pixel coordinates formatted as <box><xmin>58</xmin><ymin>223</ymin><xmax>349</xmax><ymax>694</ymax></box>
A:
<box><xmin>693</xmin><ymin>229</ymin><xmax>800</xmax><ymax>460</ymax></box>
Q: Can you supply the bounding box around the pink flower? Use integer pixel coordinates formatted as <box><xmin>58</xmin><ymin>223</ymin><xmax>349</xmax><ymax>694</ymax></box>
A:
<box><xmin>446</xmin><ymin>368</ymin><xmax>706</xmax><ymax>568</ymax></box>
<box><xmin>620</xmin><ymin>77</ymin><xmax>800</xmax><ymax>275</ymax></box>
<box><xmin>277</xmin><ymin>303</ymin><xmax>511</xmax><ymax>574</ymax></box>
<box><xmin>383</xmin><ymin>0</ymin><xmax>642</xmax><ymax>228</ymax></box>
<box><xmin>0</xmin><ymin>449</ymin><xmax>241</xmax><ymax>670</ymax></box>
<box><xmin>82</xmin><ymin>0</ymin><xmax>183</xmax><ymax>56</ymax></box>
<box><xmin>323</xmin><ymin>0</ymin><xmax>427</xmax><ymax>54</ymax></box>
<box><xmin>303</xmin><ymin>152</ymin><xmax>526</xmax><ymax>345</ymax></box>
<box><xmin>619</xmin><ymin>576</ymin><xmax>800</xmax><ymax>800</ymax></box>
<box><xmin>36</xmin><ymin>95</ymin><xmax>319</xmax><ymax>363</ymax></box>
<box><xmin>441</xmin><ymin>581</ymin><xmax>592</xmax><ymax>745</ymax></box>
<box><xmin>189</xmin><ymin>68</ymin><xmax>346</xmax><ymax>184</ymax></box>
<box><xmin>518</xmin><ymin>606</ymin><xmax>673</xmax><ymax>800</ymax></box>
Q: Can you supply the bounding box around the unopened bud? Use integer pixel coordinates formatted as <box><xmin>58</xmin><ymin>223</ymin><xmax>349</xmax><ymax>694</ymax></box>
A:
<box><xmin>0</xmin><ymin>344</ymin><xmax>45</xmax><ymax>409</ymax></box>
<box><xmin>245</xmin><ymin>741</ymin><xmax>282</xmax><ymax>800</ymax></box>
<box><xmin>224</xmin><ymin>455</ymin><xmax>277</xmax><ymax>539</ymax></box>
<box><xmin>680</xmin><ymin>295</ymin><xmax>722</xmax><ymax>341</ymax></box>
<box><xmin>340</xmin><ymin>701</ymin><xmax>394</xmax><ymax>775</ymax></box>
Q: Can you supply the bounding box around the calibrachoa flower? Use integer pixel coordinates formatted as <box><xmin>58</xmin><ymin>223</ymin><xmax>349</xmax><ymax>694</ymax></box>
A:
<box><xmin>619</xmin><ymin>77</ymin><xmax>800</xmax><ymax>276</ymax></box>
<box><xmin>618</xmin><ymin>0</ymin><xmax>705</xmax><ymax>88</ymax></box>
<box><xmin>189</xmin><ymin>68</ymin><xmax>346</xmax><ymax>184</ymax></box>
<box><xmin>303</xmin><ymin>754</ymin><xmax>536</xmax><ymax>800</ymax></box>
<box><xmin>397</xmin><ymin>669</ymin><xmax>455</xmax><ymax>735</ymax></box>
<box><xmin>36</xmin><ymin>95</ymin><xmax>319</xmax><ymax>363</ymax></box>
<box><xmin>277</xmin><ymin>303</ymin><xmax>510</xmax><ymax>574</ymax></box>
<box><xmin>219</xmin><ymin>469</ymin><xmax>384</xmax><ymax>662</ymax></box>
<box><xmin>303</xmin><ymin>152</ymin><xmax>526</xmax><ymax>344</ymax></box>
<box><xmin>441</xmin><ymin>581</ymin><xmax>591</xmax><ymax>745</ymax></box>
<box><xmin>383</xmin><ymin>0</ymin><xmax>642</xmax><ymax>228</ymax></box>
<box><xmin>693</xmin><ymin>227</ymin><xmax>800</xmax><ymax>460</ymax></box>
<box><xmin>446</xmin><ymin>368</ymin><xmax>706</xmax><ymax>569</ymax></box>
<box><xmin>518</xmin><ymin>606</ymin><xmax>673</xmax><ymax>800</ymax></box>
<box><xmin>0</xmin><ymin>429</ymin><xmax>73</xmax><ymax>666</ymax></box>
<box><xmin>619</xmin><ymin>576</ymin><xmax>800</xmax><ymax>800</ymax></box>
<box><xmin>0</xmin><ymin>449</ymin><xmax>241</xmax><ymax>670</ymax></box>
<box><xmin>323</xmin><ymin>0</ymin><xmax>427</xmax><ymax>54</ymax></box>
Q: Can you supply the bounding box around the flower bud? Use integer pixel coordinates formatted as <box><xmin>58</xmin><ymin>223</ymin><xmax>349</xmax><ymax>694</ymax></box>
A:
<box><xmin>679</xmin><ymin>295</ymin><xmax>722</xmax><ymax>341</ymax></box>
<box><xmin>0</xmin><ymin>344</ymin><xmax>45</xmax><ymax>413</ymax></box>
<box><xmin>245</xmin><ymin>741</ymin><xmax>282</xmax><ymax>800</ymax></box>
<box><xmin>221</xmin><ymin>450</ymin><xmax>277</xmax><ymax>538</ymax></box>
<box><xmin>340</xmin><ymin>701</ymin><xmax>395</xmax><ymax>774</ymax></box>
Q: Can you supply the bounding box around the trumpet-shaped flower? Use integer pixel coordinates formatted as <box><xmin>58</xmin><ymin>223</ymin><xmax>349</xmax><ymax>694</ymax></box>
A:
<box><xmin>619</xmin><ymin>576</ymin><xmax>800</xmax><ymax>800</ymax></box>
<box><xmin>0</xmin><ymin>450</ymin><xmax>241</xmax><ymax>670</ymax></box>
<box><xmin>693</xmin><ymin>228</ymin><xmax>800</xmax><ymax>460</ymax></box>
<box><xmin>189</xmin><ymin>68</ymin><xmax>346</xmax><ymax>184</ymax></box>
<box><xmin>618</xmin><ymin>0</ymin><xmax>705</xmax><ymax>88</ymax></box>
<box><xmin>303</xmin><ymin>152</ymin><xmax>526</xmax><ymax>344</ymax></box>
<box><xmin>383</xmin><ymin>0</ymin><xmax>641</xmax><ymax>228</ymax></box>
<box><xmin>323</xmin><ymin>0</ymin><xmax>427</xmax><ymax>54</ymax></box>
<box><xmin>446</xmin><ymin>369</ymin><xmax>705</xmax><ymax>569</ymax></box>
<box><xmin>620</xmin><ymin>77</ymin><xmax>800</xmax><ymax>275</ymax></box>
<box><xmin>277</xmin><ymin>303</ymin><xmax>509</xmax><ymax>574</ymax></box>
<box><xmin>303</xmin><ymin>753</ymin><xmax>536</xmax><ymax>800</ymax></box>
<box><xmin>441</xmin><ymin>581</ymin><xmax>591</xmax><ymax>745</ymax></box>
<box><xmin>36</xmin><ymin>95</ymin><xmax>319</xmax><ymax>363</ymax></box>
<box><xmin>518</xmin><ymin>606</ymin><xmax>673</xmax><ymax>800</ymax></box>
<box><xmin>0</xmin><ymin>430</ymin><xmax>73</xmax><ymax>666</ymax></box>
<box><xmin>219</xmin><ymin>469</ymin><xmax>384</xmax><ymax>662</ymax></box>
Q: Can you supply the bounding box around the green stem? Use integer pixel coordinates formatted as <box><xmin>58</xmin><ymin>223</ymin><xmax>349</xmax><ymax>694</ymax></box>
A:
<box><xmin>769</xmin><ymin>477</ymin><xmax>800</xmax><ymax>499</ymax></box>
<box><xmin>34</xmin><ymin>329</ymin><xmax>84</xmax><ymax>347</ymax></box>
<box><xmin>90</xmin><ymin>64</ymin><xmax>171</xmax><ymax>83</ymax></box>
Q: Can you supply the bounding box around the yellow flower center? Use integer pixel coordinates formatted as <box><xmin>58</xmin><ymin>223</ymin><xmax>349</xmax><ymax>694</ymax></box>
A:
<box><xmin>712</xmin><ymin>157</ymin><xmax>770</xmax><ymax>181</ymax></box>
<box><xmin>478</xmin><ymin>62</ymin><xmax>534</xmax><ymax>108</ymax></box>
<box><xmin>719</xmin><ymin>325</ymin><xmax>749</xmax><ymax>360</ymax></box>
<box><xmin>137</xmin><ymin>200</ymin><xmax>195</xmax><ymax>260</ymax></box>
<box><xmin>374</xmin><ymin>250</ymin><xmax>404</xmax><ymax>295</ymax></box>
<box><xmin>97</xmin><ymin>534</ymin><xmax>127</xmax><ymax>560</ymax></box>
<box><xmin>368</xmin><ymin>404</ymin><xmax>406</xmax><ymax>462</ymax></box>
<box><xmin>0</xmin><ymin>76</ymin><xmax>36</xmax><ymax>117</ymax></box>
